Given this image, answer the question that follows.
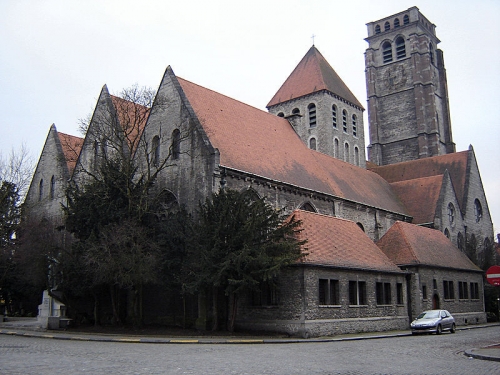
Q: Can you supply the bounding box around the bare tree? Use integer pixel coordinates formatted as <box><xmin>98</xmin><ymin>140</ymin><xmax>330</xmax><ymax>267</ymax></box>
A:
<box><xmin>0</xmin><ymin>145</ymin><xmax>34</xmax><ymax>201</ymax></box>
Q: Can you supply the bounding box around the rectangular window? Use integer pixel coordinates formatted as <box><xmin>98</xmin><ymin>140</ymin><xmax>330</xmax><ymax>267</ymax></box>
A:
<box><xmin>396</xmin><ymin>283</ymin><xmax>403</xmax><ymax>305</ymax></box>
<box><xmin>443</xmin><ymin>280</ymin><xmax>455</xmax><ymax>300</ymax></box>
<box><xmin>422</xmin><ymin>284</ymin><xmax>427</xmax><ymax>300</ymax></box>
<box><xmin>470</xmin><ymin>282</ymin><xmax>480</xmax><ymax>300</ymax></box>
<box><xmin>319</xmin><ymin>279</ymin><xmax>339</xmax><ymax>305</ymax></box>
<box><xmin>458</xmin><ymin>281</ymin><xmax>469</xmax><ymax>300</ymax></box>
<box><xmin>349</xmin><ymin>280</ymin><xmax>366</xmax><ymax>305</ymax></box>
<box><xmin>376</xmin><ymin>282</ymin><xmax>392</xmax><ymax>305</ymax></box>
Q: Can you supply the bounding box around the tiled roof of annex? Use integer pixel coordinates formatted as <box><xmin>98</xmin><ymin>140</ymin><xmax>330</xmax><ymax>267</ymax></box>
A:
<box><xmin>389</xmin><ymin>175</ymin><xmax>443</xmax><ymax>224</ymax></box>
<box><xmin>369</xmin><ymin>151</ymin><xmax>469</xmax><ymax>210</ymax></box>
<box><xmin>293</xmin><ymin>210</ymin><xmax>402</xmax><ymax>273</ymax></box>
<box><xmin>377</xmin><ymin>221</ymin><xmax>481</xmax><ymax>272</ymax></box>
<box><xmin>267</xmin><ymin>46</ymin><xmax>364</xmax><ymax>109</ymax></box>
<box><xmin>57</xmin><ymin>132</ymin><xmax>83</xmax><ymax>174</ymax></box>
<box><xmin>177</xmin><ymin>77</ymin><xmax>407</xmax><ymax>215</ymax></box>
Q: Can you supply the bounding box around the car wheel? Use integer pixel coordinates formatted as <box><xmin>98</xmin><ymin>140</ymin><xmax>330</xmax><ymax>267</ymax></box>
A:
<box><xmin>450</xmin><ymin>323</ymin><xmax>456</xmax><ymax>333</ymax></box>
<box><xmin>436</xmin><ymin>324</ymin><xmax>442</xmax><ymax>335</ymax></box>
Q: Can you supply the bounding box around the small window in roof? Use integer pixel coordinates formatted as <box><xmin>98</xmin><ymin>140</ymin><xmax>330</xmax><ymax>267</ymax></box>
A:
<box><xmin>384</xmin><ymin>21</ymin><xmax>390</xmax><ymax>31</ymax></box>
<box><xmin>403</xmin><ymin>15</ymin><xmax>409</xmax><ymax>25</ymax></box>
<box><xmin>382</xmin><ymin>41</ymin><xmax>393</xmax><ymax>63</ymax></box>
<box><xmin>444</xmin><ymin>228</ymin><xmax>450</xmax><ymax>238</ymax></box>
<box><xmin>375</xmin><ymin>24</ymin><xmax>381</xmax><ymax>34</ymax></box>
<box><xmin>292</xmin><ymin>108</ymin><xmax>300</xmax><ymax>115</ymax></box>
<box><xmin>394</xmin><ymin>18</ymin><xmax>400</xmax><ymax>28</ymax></box>
<box><xmin>357</xmin><ymin>222</ymin><xmax>365</xmax><ymax>232</ymax></box>
<box><xmin>396</xmin><ymin>37</ymin><xmax>406</xmax><ymax>59</ymax></box>
<box><xmin>300</xmin><ymin>202</ymin><xmax>316</xmax><ymax>212</ymax></box>
<box><xmin>308</xmin><ymin>103</ymin><xmax>317</xmax><ymax>127</ymax></box>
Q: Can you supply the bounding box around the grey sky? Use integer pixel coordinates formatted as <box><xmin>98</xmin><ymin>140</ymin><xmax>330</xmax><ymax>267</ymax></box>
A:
<box><xmin>1</xmin><ymin>0</ymin><xmax>498</xmax><ymax>234</ymax></box>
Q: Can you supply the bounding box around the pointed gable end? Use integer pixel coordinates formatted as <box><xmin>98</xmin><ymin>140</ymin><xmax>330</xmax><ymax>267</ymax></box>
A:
<box><xmin>267</xmin><ymin>46</ymin><xmax>363</xmax><ymax>109</ymax></box>
<box><xmin>377</xmin><ymin>221</ymin><xmax>481</xmax><ymax>272</ymax></box>
<box><xmin>294</xmin><ymin>210</ymin><xmax>402</xmax><ymax>273</ymax></box>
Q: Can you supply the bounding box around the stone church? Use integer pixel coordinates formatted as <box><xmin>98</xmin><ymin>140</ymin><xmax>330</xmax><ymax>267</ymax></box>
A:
<box><xmin>25</xmin><ymin>7</ymin><xmax>493</xmax><ymax>336</ymax></box>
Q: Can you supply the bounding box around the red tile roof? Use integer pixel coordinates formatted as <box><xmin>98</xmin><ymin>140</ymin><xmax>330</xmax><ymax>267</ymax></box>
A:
<box><xmin>369</xmin><ymin>151</ymin><xmax>469</xmax><ymax>210</ymax></box>
<box><xmin>177</xmin><ymin>77</ymin><xmax>407</xmax><ymax>215</ymax></box>
<box><xmin>389</xmin><ymin>176</ymin><xmax>443</xmax><ymax>224</ymax></box>
<box><xmin>110</xmin><ymin>95</ymin><xmax>150</xmax><ymax>152</ymax></box>
<box><xmin>377</xmin><ymin>221</ymin><xmax>481</xmax><ymax>271</ymax></box>
<box><xmin>57</xmin><ymin>132</ymin><xmax>83</xmax><ymax>174</ymax></box>
<box><xmin>267</xmin><ymin>46</ymin><xmax>363</xmax><ymax>109</ymax></box>
<box><xmin>293</xmin><ymin>210</ymin><xmax>402</xmax><ymax>272</ymax></box>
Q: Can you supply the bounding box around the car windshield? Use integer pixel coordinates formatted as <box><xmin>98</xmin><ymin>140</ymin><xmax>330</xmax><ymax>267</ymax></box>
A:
<box><xmin>417</xmin><ymin>311</ymin><xmax>440</xmax><ymax>319</ymax></box>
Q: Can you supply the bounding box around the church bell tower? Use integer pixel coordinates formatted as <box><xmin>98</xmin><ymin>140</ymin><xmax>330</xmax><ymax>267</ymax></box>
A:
<box><xmin>365</xmin><ymin>7</ymin><xmax>455</xmax><ymax>166</ymax></box>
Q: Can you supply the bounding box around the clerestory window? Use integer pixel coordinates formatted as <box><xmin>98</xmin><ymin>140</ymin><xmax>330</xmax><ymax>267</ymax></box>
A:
<box><xmin>384</xmin><ymin>21</ymin><xmax>390</xmax><ymax>31</ymax></box>
<box><xmin>332</xmin><ymin>105</ymin><xmax>337</xmax><ymax>128</ymax></box>
<box><xmin>342</xmin><ymin>110</ymin><xmax>347</xmax><ymax>132</ymax></box>
<box><xmin>403</xmin><ymin>15</ymin><xmax>409</xmax><ymax>25</ymax></box>
<box><xmin>352</xmin><ymin>114</ymin><xmax>357</xmax><ymax>137</ymax></box>
<box><xmin>375</xmin><ymin>24</ymin><xmax>381</xmax><ymax>34</ymax></box>
<box><xmin>309</xmin><ymin>137</ymin><xmax>317</xmax><ymax>150</ymax></box>
<box><xmin>394</xmin><ymin>18</ymin><xmax>400</xmax><ymax>28</ymax></box>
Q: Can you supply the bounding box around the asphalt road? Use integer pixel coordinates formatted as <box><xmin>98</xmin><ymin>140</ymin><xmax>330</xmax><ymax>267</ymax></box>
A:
<box><xmin>1</xmin><ymin>326</ymin><xmax>499</xmax><ymax>375</ymax></box>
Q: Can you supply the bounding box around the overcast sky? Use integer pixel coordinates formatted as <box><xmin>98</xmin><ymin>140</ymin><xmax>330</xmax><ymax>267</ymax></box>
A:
<box><xmin>1</xmin><ymin>0</ymin><xmax>499</xmax><ymax>235</ymax></box>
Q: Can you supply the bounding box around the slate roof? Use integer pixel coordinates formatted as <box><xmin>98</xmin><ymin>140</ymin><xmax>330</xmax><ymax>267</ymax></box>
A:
<box><xmin>389</xmin><ymin>175</ymin><xmax>443</xmax><ymax>224</ymax></box>
<box><xmin>177</xmin><ymin>76</ymin><xmax>407</xmax><ymax>215</ymax></box>
<box><xmin>57</xmin><ymin>132</ymin><xmax>83</xmax><ymax>174</ymax></box>
<box><xmin>377</xmin><ymin>221</ymin><xmax>481</xmax><ymax>271</ymax></box>
<box><xmin>369</xmin><ymin>151</ymin><xmax>469</xmax><ymax>211</ymax></box>
<box><xmin>293</xmin><ymin>210</ymin><xmax>402</xmax><ymax>273</ymax></box>
<box><xmin>267</xmin><ymin>46</ymin><xmax>364</xmax><ymax>109</ymax></box>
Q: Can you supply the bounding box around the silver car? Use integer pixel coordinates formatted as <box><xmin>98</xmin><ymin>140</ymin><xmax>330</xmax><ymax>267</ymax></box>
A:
<box><xmin>410</xmin><ymin>309</ymin><xmax>456</xmax><ymax>335</ymax></box>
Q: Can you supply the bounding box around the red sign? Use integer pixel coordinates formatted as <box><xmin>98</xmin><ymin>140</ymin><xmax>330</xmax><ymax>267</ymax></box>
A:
<box><xmin>486</xmin><ymin>265</ymin><xmax>500</xmax><ymax>286</ymax></box>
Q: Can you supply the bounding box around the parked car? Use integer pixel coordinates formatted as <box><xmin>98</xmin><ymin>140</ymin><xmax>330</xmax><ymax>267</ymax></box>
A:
<box><xmin>410</xmin><ymin>310</ymin><xmax>456</xmax><ymax>335</ymax></box>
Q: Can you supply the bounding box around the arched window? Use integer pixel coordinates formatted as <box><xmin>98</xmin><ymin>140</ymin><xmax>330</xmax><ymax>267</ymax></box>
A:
<box><xmin>292</xmin><ymin>108</ymin><xmax>300</xmax><ymax>115</ymax></box>
<box><xmin>357</xmin><ymin>222</ymin><xmax>365</xmax><ymax>232</ymax></box>
<box><xmin>384</xmin><ymin>21</ymin><xmax>390</xmax><ymax>31</ymax></box>
<box><xmin>444</xmin><ymin>228</ymin><xmax>450</xmax><ymax>238</ymax></box>
<box><xmin>342</xmin><ymin>110</ymin><xmax>348</xmax><ymax>132</ymax></box>
<box><xmin>396</xmin><ymin>37</ymin><xmax>406</xmax><ymax>59</ymax></box>
<box><xmin>352</xmin><ymin>114</ymin><xmax>357</xmax><ymax>137</ymax></box>
<box><xmin>334</xmin><ymin>138</ymin><xmax>339</xmax><ymax>158</ymax></box>
<box><xmin>447</xmin><ymin>203</ymin><xmax>455</xmax><ymax>225</ymax></box>
<box><xmin>344</xmin><ymin>143</ymin><xmax>350</xmax><ymax>163</ymax></box>
<box><xmin>394</xmin><ymin>18</ymin><xmax>400</xmax><ymax>28</ymax></box>
<box><xmin>277</xmin><ymin>112</ymin><xmax>285</xmax><ymax>117</ymax></box>
<box><xmin>152</xmin><ymin>135</ymin><xmax>160</xmax><ymax>167</ymax></box>
<box><xmin>308</xmin><ymin>103</ymin><xmax>317</xmax><ymax>127</ymax></box>
<box><xmin>457</xmin><ymin>232</ymin><xmax>464</xmax><ymax>251</ymax></box>
<box><xmin>171</xmin><ymin>129</ymin><xmax>180</xmax><ymax>160</ymax></box>
<box><xmin>332</xmin><ymin>105</ymin><xmax>337</xmax><ymax>128</ymax></box>
<box><xmin>50</xmin><ymin>175</ymin><xmax>55</xmax><ymax>199</ymax></box>
<box><xmin>382</xmin><ymin>41</ymin><xmax>393</xmax><ymax>63</ymax></box>
<box><xmin>429</xmin><ymin>43</ymin><xmax>434</xmax><ymax>65</ymax></box>
<box><xmin>354</xmin><ymin>146</ymin><xmax>359</xmax><ymax>166</ymax></box>
<box><xmin>474</xmin><ymin>199</ymin><xmax>483</xmax><ymax>222</ymax></box>
<box><xmin>375</xmin><ymin>24</ymin><xmax>381</xmax><ymax>34</ymax></box>
<box><xmin>403</xmin><ymin>15</ymin><xmax>409</xmax><ymax>25</ymax></box>
<box><xmin>93</xmin><ymin>140</ymin><xmax>99</xmax><ymax>168</ymax></box>
<box><xmin>38</xmin><ymin>179</ymin><xmax>44</xmax><ymax>201</ymax></box>
<box><xmin>309</xmin><ymin>137</ymin><xmax>317</xmax><ymax>150</ymax></box>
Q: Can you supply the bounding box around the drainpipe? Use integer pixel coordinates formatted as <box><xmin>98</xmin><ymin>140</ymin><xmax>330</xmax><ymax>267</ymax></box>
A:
<box><xmin>405</xmin><ymin>272</ymin><xmax>413</xmax><ymax>323</ymax></box>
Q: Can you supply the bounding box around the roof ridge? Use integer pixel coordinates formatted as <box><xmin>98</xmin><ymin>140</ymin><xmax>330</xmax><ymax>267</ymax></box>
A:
<box><xmin>396</xmin><ymin>222</ymin><xmax>420</xmax><ymax>264</ymax></box>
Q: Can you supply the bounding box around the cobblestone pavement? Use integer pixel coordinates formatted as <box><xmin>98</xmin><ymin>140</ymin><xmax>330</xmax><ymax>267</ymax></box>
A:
<box><xmin>1</xmin><ymin>326</ymin><xmax>499</xmax><ymax>374</ymax></box>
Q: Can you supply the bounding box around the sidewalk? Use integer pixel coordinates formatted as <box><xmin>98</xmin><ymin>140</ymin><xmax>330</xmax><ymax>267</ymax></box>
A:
<box><xmin>1</xmin><ymin>318</ymin><xmax>499</xmax><ymax>361</ymax></box>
